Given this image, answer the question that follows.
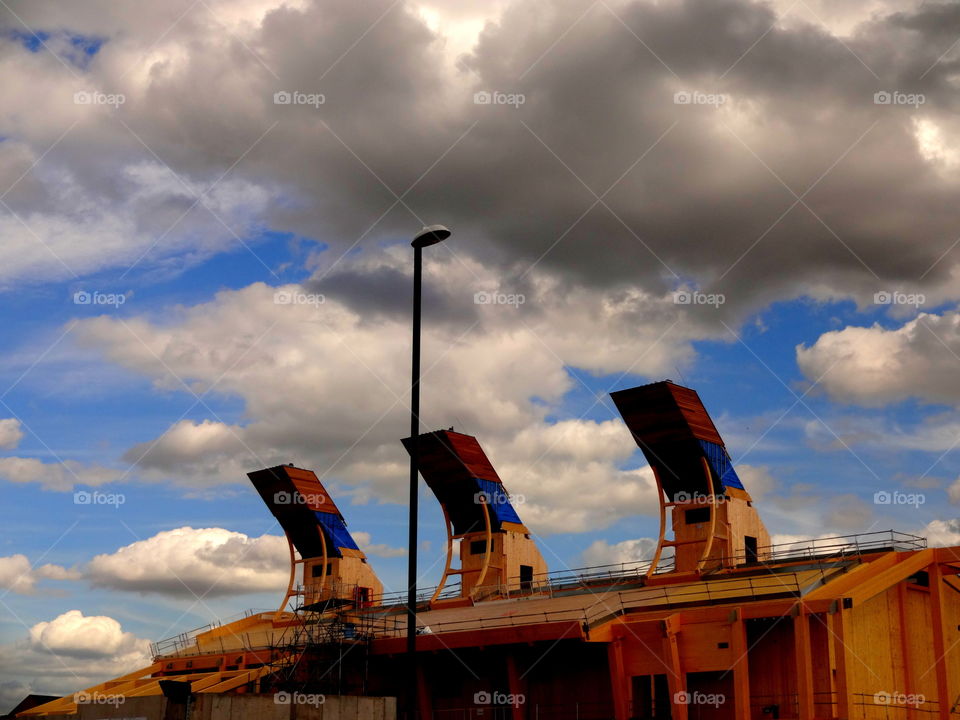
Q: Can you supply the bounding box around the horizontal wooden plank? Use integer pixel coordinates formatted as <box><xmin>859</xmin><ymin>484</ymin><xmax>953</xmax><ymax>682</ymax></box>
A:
<box><xmin>370</xmin><ymin>619</ymin><xmax>584</xmax><ymax>654</ymax></box>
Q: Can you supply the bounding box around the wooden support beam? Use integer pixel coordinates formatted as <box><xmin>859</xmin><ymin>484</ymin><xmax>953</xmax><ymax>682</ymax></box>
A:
<box><xmin>829</xmin><ymin>606</ymin><xmax>853</xmax><ymax>720</ymax></box>
<box><xmin>416</xmin><ymin>663</ymin><xmax>433</xmax><ymax>720</ymax></box>
<box><xmin>190</xmin><ymin>671</ymin><xmax>245</xmax><ymax>691</ymax></box>
<box><xmin>793</xmin><ymin>607</ymin><xmax>814</xmax><ymax>720</ymax></box>
<box><xmin>613</xmin><ymin>598</ymin><xmax>834</xmax><ymax>630</ymax></box>
<box><xmin>729</xmin><ymin>608</ymin><xmax>751</xmax><ymax>720</ymax></box>
<box><xmin>896</xmin><ymin>582</ymin><xmax>917</xmax><ymax>720</ymax></box>
<box><xmin>662</xmin><ymin>616</ymin><xmax>688</xmax><ymax>720</ymax></box>
<box><xmin>843</xmin><ymin>550</ymin><xmax>934</xmax><ymax>606</ymax></box>
<box><xmin>506</xmin><ymin>654</ymin><xmax>527</xmax><ymax>720</ymax></box>
<box><xmin>928</xmin><ymin>563</ymin><xmax>951</xmax><ymax>720</ymax></box>
<box><xmin>934</xmin><ymin>546</ymin><xmax>960</xmax><ymax>565</ymax></box>
<box><xmin>608</xmin><ymin>634</ymin><xmax>631</xmax><ymax>720</ymax></box>
<box><xmin>198</xmin><ymin>666</ymin><xmax>272</xmax><ymax>693</ymax></box>
<box><xmin>804</xmin><ymin>551</ymin><xmax>901</xmax><ymax>601</ymax></box>
<box><xmin>125</xmin><ymin>675</ymin><xmax>191</xmax><ymax>697</ymax></box>
<box><xmin>18</xmin><ymin>663</ymin><xmax>163</xmax><ymax>716</ymax></box>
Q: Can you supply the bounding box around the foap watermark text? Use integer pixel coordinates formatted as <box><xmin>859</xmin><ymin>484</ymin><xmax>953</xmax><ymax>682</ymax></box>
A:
<box><xmin>274</xmin><ymin>490</ymin><xmax>327</xmax><ymax>506</ymax></box>
<box><xmin>275</xmin><ymin>692</ymin><xmax>325</xmax><ymax>707</ymax></box>
<box><xmin>874</xmin><ymin>490</ymin><xmax>924</xmax><ymax>508</ymax></box>
<box><xmin>673</xmin><ymin>290</ymin><xmax>725</xmax><ymax>307</ymax></box>
<box><xmin>474</xmin><ymin>691</ymin><xmax>525</xmax><ymax>708</ymax></box>
<box><xmin>674</xmin><ymin>90</ymin><xmax>726</xmax><ymax>107</ymax></box>
<box><xmin>874</xmin><ymin>290</ymin><xmax>925</xmax><ymax>308</ymax></box>
<box><xmin>74</xmin><ymin>91</ymin><xmax>125</xmax><ymax>108</ymax></box>
<box><xmin>874</xmin><ymin>91</ymin><xmax>925</xmax><ymax>108</ymax></box>
<box><xmin>74</xmin><ymin>290</ymin><xmax>126</xmax><ymax>308</ymax></box>
<box><xmin>674</xmin><ymin>691</ymin><xmax>725</xmax><ymax>708</ymax></box>
<box><xmin>274</xmin><ymin>290</ymin><xmax>325</xmax><ymax>306</ymax></box>
<box><xmin>475</xmin><ymin>291</ymin><xmax>525</xmax><ymax>307</ymax></box>
<box><xmin>74</xmin><ymin>490</ymin><xmax>125</xmax><ymax>508</ymax></box>
<box><xmin>274</xmin><ymin>91</ymin><xmax>325</xmax><ymax>108</ymax></box>
<box><xmin>474</xmin><ymin>90</ymin><xmax>525</xmax><ymax>107</ymax></box>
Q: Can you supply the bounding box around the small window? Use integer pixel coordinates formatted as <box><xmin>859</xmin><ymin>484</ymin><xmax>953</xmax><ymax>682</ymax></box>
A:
<box><xmin>745</xmin><ymin>536</ymin><xmax>758</xmax><ymax>563</ymax></box>
<box><xmin>685</xmin><ymin>507</ymin><xmax>710</xmax><ymax>525</ymax></box>
<box><xmin>520</xmin><ymin>564</ymin><xmax>533</xmax><ymax>591</ymax></box>
<box><xmin>470</xmin><ymin>539</ymin><xmax>493</xmax><ymax>555</ymax></box>
<box><xmin>311</xmin><ymin>563</ymin><xmax>332</xmax><ymax>578</ymax></box>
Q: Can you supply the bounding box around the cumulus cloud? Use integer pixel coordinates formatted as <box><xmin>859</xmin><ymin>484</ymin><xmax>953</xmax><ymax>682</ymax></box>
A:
<box><xmin>0</xmin><ymin>456</ymin><xmax>122</xmax><ymax>491</ymax></box>
<box><xmin>0</xmin><ymin>418</ymin><xmax>23</xmax><ymax>449</ymax></box>
<box><xmin>85</xmin><ymin>527</ymin><xmax>289</xmax><ymax>598</ymax></box>
<box><xmin>353</xmin><ymin>532</ymin><xmax>406</xmax><ymax>558</ymax></box>
<box><xmin>580</xmin><ymin>537</ymin><xmax>658</xmax><ymax>567</ymax></box>
<box><xmin>922</xmin><ymin>518</ymin><xmax>960</xmax><ymax>547</ymax></box>
<box><xmin>28</xmin><ymin>610</ymin><xmax>149</xmax><ymax>660</ymax></box>
<box><xmin>0</xmin><ymin>555</ymin><xmax>80</xmax><ymax>595</ymax></box>
<box><xmin>797</xmin><ymin>312</ymin><xmax>960</xmax><ymax>407</ymax></box>
<box><xmin>71</xmin><ymin>262</ymin><xmax>684</xmax><ymax>533</ymax></box>
<box><xmin>0</xmin><ymin>611</ymin><xmax>152</xmax><ymax>711</ymax></box>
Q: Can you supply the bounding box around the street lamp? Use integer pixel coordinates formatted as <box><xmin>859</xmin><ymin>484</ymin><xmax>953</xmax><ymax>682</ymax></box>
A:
<box><xmin>407</xmin><ymin>224</ymin><xmax>451</xmax><ymax>717</ymax></box>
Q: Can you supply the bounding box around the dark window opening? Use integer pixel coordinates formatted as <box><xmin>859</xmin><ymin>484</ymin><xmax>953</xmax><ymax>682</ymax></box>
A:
<box><xmin>745</xmin><ymin>535</ymin><xmax>758</xmax><ymax>563</ymax></box>
<box><xmin>685</xmin><ymin>507</ymin><xmax>710</xmax><ymax>525</ymax></box>
<box><xmin>909</xmin><ymin>570</ymin><xmax>930</xmax><ymax>587</ymax></box>
<box><xmin>311</xmin><ymin>563</ymin><xmax>332</xmax><ymax>578</ymax></box>
<box><xmin>632</xmin><ymin>674</ymin><xmax>672</xmax><ymax>720</ymax></box>
<box><xmin>470</xmin><ymin>539</ymin><xmax>493</xmax><ymax>555</ymax></box>
<box><xmin>520</xmin><ymin>564</ymin><xmax>533</xmax><ymax>591</ymax></box>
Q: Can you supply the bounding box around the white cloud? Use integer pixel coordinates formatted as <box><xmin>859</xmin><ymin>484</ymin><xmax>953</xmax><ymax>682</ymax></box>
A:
<box><xmin>0</xmin><ymin>611</ymin><xmax>152</xmax><ymax>710</ymax></box>
<box><xmin>797</xmin><ymin>312</ymin><xmax>960</xmax><ymax>407</ymax></box>
<box><xmin>0</xmin><ymin>555</ymin><xmax>39</xmax><ymax>595</ymax></box>
<box><xmin>0</xmin><ymin>419</ymin><xmax>23</xmax><ymax>449</ymax></box>
<box><xmin>70</xmin><ymin>258</ymin><xmax>694</xmax><ymax>534</ymax></box>
<box><xmin>29</xmin><ymin>610</ymin><xmax>148</xmax><ymax>660</ymax></box>
<box><xmin>85</xmin><ymin>527</ymin><xmax>289</xmax><ymax>598</ymax></box>
<box><xmin>0</xmin><ymin>555</ymin><xmax>79</xmax><ymax>595</ymax></box>
<box><xmin>0</xmin><ymin>457</ymin><xmax>122</xmax><ymax>491</ymax></box>
<box><xmin>921</xmin><ymin>519</ymin><xmax>960</xmax><ymax>547</ymax></box>
<box><xmin>736</xmin><ymin>464</ymin><xmax>776</xmax><ymax>502</ymax></box>
<box><xmin>352</xmin><ymin>532</ymin><xmax>406</xmax><ymax>558</ymax></box>
<box><xmin>579</xmin><ymin>537</ymin><xmax>657</xmax><ymax>567</ymax></box>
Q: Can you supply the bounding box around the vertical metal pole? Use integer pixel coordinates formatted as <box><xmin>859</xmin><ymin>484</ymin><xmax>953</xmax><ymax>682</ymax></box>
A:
<box><xmin>407</xmin><ymin>245</ymin><xmax>423</xmax><ymax>718</ymax></box>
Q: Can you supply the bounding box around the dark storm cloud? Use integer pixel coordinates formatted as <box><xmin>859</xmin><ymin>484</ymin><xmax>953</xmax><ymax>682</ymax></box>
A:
<box><xmin>5</xmin><ymin>0</ymin><xmax>960</xmax><ymax>316</ymax></box>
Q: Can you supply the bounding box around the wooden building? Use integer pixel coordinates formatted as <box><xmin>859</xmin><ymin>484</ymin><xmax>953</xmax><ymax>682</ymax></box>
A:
<box><xmin>18</xmin><ymin>382</ymin><xmax>960</xmax><ymax>720</ymax></box>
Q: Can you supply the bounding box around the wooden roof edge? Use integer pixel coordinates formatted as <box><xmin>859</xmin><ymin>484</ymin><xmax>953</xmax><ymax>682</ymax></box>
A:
<box><xmin>17</xmin><ymin>662</ymin><xmax>162</xmax><ymax>716</ymax></box>
<box><xmin>805</xmin><ymin>548</ymin><xmax>935</xmax><ymax>605</ymax></box>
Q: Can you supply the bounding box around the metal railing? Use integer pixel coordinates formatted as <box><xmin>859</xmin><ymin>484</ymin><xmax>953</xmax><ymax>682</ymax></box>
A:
<box><xmin>150</xmin><ymin>608</ymin><xmax>269</xmax><ymax>657</ymax></box>
<box><xmin>713</xmin><ymin>530</ymin><xmax>926</xmax><ymax>568</ymax></box>
<box><xmin>150</xmin><ymin>529</ymin><xmax>925</xmax><ymax>656</ymax></box>
<box><xmin>375</xmin><ymin>555</ymin><xmax>676</xmax><ymax>608</ymax></box>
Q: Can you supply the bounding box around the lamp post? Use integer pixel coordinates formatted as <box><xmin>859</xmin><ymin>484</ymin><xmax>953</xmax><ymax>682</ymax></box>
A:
<box><xmin>407</xmin><ymin>224</ymin><xmax>451</xmax><ymax>718</ymax></box>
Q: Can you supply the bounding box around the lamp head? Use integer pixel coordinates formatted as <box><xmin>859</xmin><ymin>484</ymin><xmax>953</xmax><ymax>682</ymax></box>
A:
<box><xmin>412</xmin><ymin>225</ymin><xmax>451</xmax><ymax>248</ymax></box>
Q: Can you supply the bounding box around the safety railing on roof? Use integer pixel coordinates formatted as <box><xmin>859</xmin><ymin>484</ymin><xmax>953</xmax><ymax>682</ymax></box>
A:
<box><xmin>374</xmin><ymin>555</ymin><xmax>677</xmax><ymax>608</ymax></box>
<box><xmin>711</xmin><ymin>530</ymin><xmax>926</xmax><ymax>569</ymax></box>
<box><xmin>150</xmin><ymin>607</ymin><xmax>268</xmax><ymax>657</ymax></box>
<box><xmin>150</xmin><ymin>530</ymin><xmax>925</xmax><ymax>655</ymax></box>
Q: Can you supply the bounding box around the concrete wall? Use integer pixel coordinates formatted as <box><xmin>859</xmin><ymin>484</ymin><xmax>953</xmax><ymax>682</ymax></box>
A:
<box><xmin>194</xmin><ymin>694</ymin><xmax>395</xmax><ymax>720</ymax></box>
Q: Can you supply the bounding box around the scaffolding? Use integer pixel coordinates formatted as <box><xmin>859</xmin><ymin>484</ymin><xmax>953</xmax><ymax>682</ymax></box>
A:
<box><xmin>260</xmin><ymin>582</ymin><xmax>404</xmax><ymax>697</ymax></box>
